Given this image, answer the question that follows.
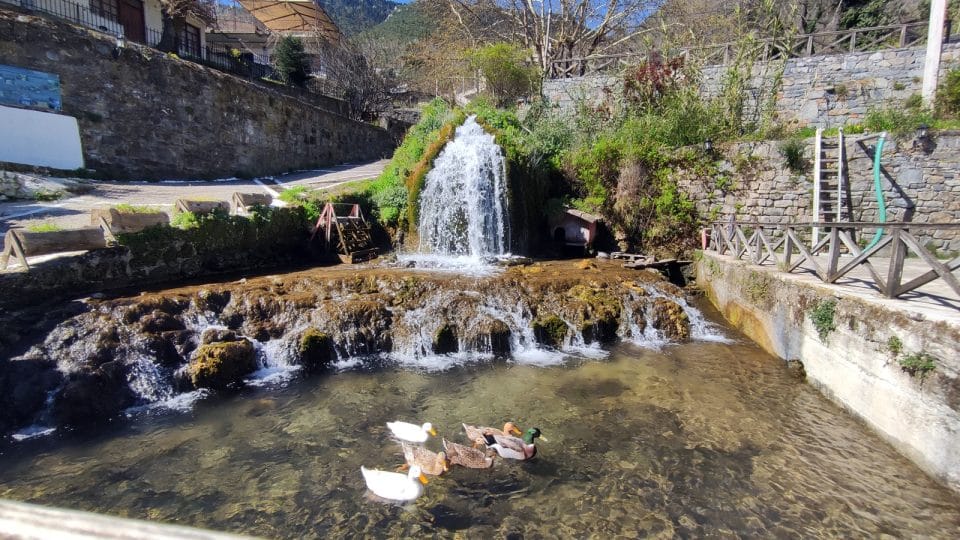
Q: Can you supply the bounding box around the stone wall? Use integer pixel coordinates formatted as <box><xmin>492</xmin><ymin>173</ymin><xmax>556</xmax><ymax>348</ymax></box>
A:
<box><xmin>0</xmin><ymin>207</ymin><xmax>311</xmax><ymax>312</ymax></box>
<box><xmin>695</xmin><ymin>252</ymin><xmax>960</xmax><ymax>494</ymax></box>
<box><xmin>672</xmin><ymin>133</ymin><xmax>960</xmax><ymax>252</ymax></box>
<box><xmin>543</xmin><ymin>43</ymin><xmax>960</xmax><ymax>128</ymax></box>
<box><xmin>0</xmin><ymin>10</ymin><xmax>394</xmax><ymax>179</ymax></box>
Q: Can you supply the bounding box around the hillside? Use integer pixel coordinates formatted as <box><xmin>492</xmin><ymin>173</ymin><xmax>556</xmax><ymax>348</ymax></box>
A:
<box><xmin>357</xmin><ymin>2</ymin><xmax>433</xmax><ymax>44</ymax></box>
<box><xmin>319</xmin><ymin>0</ymin><xmax>400</xmax><ymax>36</ymax></box>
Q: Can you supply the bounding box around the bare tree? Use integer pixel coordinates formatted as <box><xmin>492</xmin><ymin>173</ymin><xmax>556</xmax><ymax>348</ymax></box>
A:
<box><xmin>439</xmin><ymin>1</ymin><xmax>660</xmax><ymax>74</ymax></box>
<box><xmin>307</xmin><ymin>35</ymin><xmax>399</xmax><ymax>119</ymax></box>
<box><xmin>157</xmin><ymin>0</ymin><xmax>217</xmax><ymax>54</ymax></box>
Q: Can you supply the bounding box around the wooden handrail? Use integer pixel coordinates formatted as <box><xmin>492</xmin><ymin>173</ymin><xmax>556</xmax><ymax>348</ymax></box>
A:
<box><xmin>704</xmin><ymin>221</ymin><xmax>960</xmax><ymax>303</ymax></box>
<box><xmin>549</xmin><ymin>20</ymin><xmax>941</xmax><ymax>77</ymax></box>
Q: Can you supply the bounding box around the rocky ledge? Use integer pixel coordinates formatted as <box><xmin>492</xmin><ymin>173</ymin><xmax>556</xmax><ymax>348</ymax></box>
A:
<box><xmin>0</xmin><ymin>260</ymin><xmax>695</xmax><ymax>437</ymax></box>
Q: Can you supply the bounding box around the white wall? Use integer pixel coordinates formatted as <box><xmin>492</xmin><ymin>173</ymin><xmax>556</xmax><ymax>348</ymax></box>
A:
<box><xmin>0</xmin><ymin>106</ymin><xmax>84</xmax><ymax>170</ymax></box>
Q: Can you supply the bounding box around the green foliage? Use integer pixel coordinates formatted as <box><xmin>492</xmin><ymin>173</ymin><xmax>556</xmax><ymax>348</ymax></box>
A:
<box><xmin>809</xmin><ymin>299</ymin><xmax>837</xmax><ymax>341</ymax></box>
<box><xmin>274</xmin><ymin>36</ymin><xmax>310</xmax><ymax>87</ymax></box>
<box><xmin>899</xmin><ymin>352</ymin><xmax>936</xmax><ymax>377</ymax></box>
<box><xmin>33</xmin><ymin>189</ymin><xmax>63</xmax><ymax>202</ymax></box>
<box><xmin>779</xmin><ymin>138</ymin><xmax>808</xmax><ymax>173</ymax></box>
<box><xmin>864</xmin><ymin>95</ymin><xmax>934</xmax><ymax>136</ymax></box>
<box><xmin>887</xmin><ymin>335</ymin><xmax>903</xmax><ymax>356</ymax></box>
<box><xmin>319</xmin><ymin>0</ymin><xmax>398</xmax><ymax>36</ymax></box>
<box><xmin>357</xmin><ymin>2</ymin><xmax>429</xmax><ymax>43</ymax></box>
<box><xmin>372</xmin><ymin>98</ymin><xmax>456</xmax><ymax>227</ymax></box>
<box><xmin>113</xmin><ymin>204</ymin><xmax>157</xmax><ymax>214</ymax></box>
<box><xmin>840</xmin><ymin>0</ymin><xmax>890</xmax><ymax>29</ymax></box>
<box><xmin>937</xmin><ymin>68</ymin><xmax>960</xmax><ymax>117</ymax></box>
<box><xmin>171</xmin><ymin>211</ymin><xmax>200</xmax><ymax>229</ymax></box>
<box><xmin>468</xmin><ymin>43</ymin><xmax>540</xmax><ymax>107</ymax></box>
<box><xmin>25</xmin><ymin>222</ymin><xmax>62</xmax><ymax>233</ymax></box>
<box><xmin>893</xmin><ymin>81</ymin><xmax>906</xmax><ymax>91</ymax></box>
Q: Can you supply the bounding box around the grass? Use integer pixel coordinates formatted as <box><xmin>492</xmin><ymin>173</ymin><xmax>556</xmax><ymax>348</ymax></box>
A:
<box><xmin>25</xmin><ymin>222</ymin><xmax>63</xmax><ymax>233</ymax></box>
<box><xmin>887</xmin><ymin>335</ymin><xmax>903</xmax><ymax>356</ymax></box>
<box><xmin>899</xmin><ymin>352</ymin><xmax>936</xmax><ymax>377</ymax></box>
<box><xmin>171</xmin><ymin>211</ymin><xmax>200</xmax><ymax>229</ymax></box>
<box><xmin>113</xmin><ymin>203</ymin><xmax>159</xmax><ymax>214</ymax></box>
<box><xmin>33</xmin><ymin>190</ymin><xmax>63</xmax><ymax>202</ymax></box>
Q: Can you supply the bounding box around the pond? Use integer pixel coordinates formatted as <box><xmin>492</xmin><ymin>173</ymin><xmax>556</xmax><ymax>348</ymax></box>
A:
<box><xmin>1</xmin><ymin>303</ymin><xmax>958</xmax><ymax>538</ymax></box>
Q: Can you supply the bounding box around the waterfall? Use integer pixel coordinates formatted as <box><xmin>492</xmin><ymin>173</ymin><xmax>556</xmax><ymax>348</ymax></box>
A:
<box><xmin>415</xmin><ymin>116</ymin><xmax>510</xmax><ymax>260</ymax></box>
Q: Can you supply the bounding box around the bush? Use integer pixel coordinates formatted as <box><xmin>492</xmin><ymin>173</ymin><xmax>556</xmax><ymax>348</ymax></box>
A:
<box><xmin>779</xmin><ymin>138</ymin><xmax>808</xmax><ymax>173</ymax></box>
<box><xmin>274</xmin><ymin>36</ymin><xmax>310</xmax><ymax>87</ymax></box>
<box><xmin>937</xmin><ymin>68</ymin><xmax>960</xmax><ymax>117</ymax></box>
<box><xmin>468</xmin><ymin>43</ymin><xmax>540</xmax><ymax>107</ymax></box>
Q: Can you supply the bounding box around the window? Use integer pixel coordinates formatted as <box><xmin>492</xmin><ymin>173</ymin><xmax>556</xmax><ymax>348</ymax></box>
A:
<box><xmin>180</xmin><ymin>23</ymin><xmax>201</xmax><ymax>58</ymax></box>
<box><xmin>90</xmin><ymin>0</ymin><xmax>119</xmax><ymax>21</ymax></box>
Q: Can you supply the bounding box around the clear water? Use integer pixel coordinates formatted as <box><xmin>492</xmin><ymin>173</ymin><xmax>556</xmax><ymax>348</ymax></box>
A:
<box><xmin>1</xmin><ymin>305</ymin><xmax>958</xmax><ymax>538</ymax></box>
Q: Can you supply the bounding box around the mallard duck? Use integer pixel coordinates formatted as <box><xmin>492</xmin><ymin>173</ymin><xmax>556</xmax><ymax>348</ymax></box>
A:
<box><xmin>462</xmin><ymin>422</ymin><xmax>522</xmax><ymax>442</ymax></box>
<box><xmin>386</xmin><ymin>421</ymin><xmax>437</xmax><ymax>443</ymax></box>
<box><xmin>443</xmin><ymin>438</ymin><xmax>494</xmax><ymax>469</ymax></box>
<box><xmin>361</xmin><ymin>465</ymin><xmax>428</xmax><ymax>501</ymax></box>
<box><xmin>400</xmin><ymin>443</ymin><xmax>449</xmax><ymax>476</ymax></box>
<box><xmin>484</xmin><ymin>427</ymin><xmax>544</xmax><ymax>461</ymax></box>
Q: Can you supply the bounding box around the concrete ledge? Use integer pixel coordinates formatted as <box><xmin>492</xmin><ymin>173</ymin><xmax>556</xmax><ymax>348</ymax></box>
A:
<box><xmin>0</xmin><ymin>499</ymin><xmax>255</xmax><ymax>539</ymax></box>
<box><xmin>696</xmin><ymin>251</ymin><xmax>960</xmax><ymax>493</ymax></box>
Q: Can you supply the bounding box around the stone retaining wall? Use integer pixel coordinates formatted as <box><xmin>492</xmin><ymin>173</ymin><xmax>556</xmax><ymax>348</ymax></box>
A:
<box><xmin>543</xmin><ymin>42</ymin><xmax>960</xmax><ymax>127</ymax></box>
<box><xmin>0</xmin><ymin>9</ymin><xmax>394</xmax><ymax>179</ymax></box>
<box><xmin>672</xmin><ymin>133</ymin><xmax>960</xmax><ymax>252</ymax></box>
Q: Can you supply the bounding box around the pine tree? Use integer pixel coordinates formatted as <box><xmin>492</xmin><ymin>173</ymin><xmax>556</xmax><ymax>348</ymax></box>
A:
<box><xmin>274</xmin><ymin>36</ymin><xmax>310</xmax><ymax>87</ymax></box>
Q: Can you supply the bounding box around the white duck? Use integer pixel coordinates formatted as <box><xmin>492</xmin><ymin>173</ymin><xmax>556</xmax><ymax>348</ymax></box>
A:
<box><xmin>386</xmin><ymin>421</ymin><xmax>437</xmax><ymax>443</ymax></box>
<box><xmin>361</xmin><ymin>465</ymin><xmax>428</xmax><ymax>502</ymax></box>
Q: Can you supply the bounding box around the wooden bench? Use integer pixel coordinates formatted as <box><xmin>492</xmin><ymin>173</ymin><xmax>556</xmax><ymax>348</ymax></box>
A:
<box><xmin>1</xmin><ymin>228</ymin><xmax>107</xmax><ymax>271</ymax></box>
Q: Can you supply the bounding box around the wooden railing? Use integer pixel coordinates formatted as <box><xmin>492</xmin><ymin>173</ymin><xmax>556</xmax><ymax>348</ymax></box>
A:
<box><xmin>549</xmin><ymin>21</ymin><xmax>941</xmax><ymax>78</ymax></box>
<box><xmin>705</xmin><ymin>221</ymin><xmax>960</xmax><ymax>302</ymax></box>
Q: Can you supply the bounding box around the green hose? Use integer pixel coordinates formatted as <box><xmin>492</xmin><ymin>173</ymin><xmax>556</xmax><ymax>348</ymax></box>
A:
<box><xmin>865</xmin><ymin>132</ymin><xmax>888</xmax><ymax>251</ymax></box>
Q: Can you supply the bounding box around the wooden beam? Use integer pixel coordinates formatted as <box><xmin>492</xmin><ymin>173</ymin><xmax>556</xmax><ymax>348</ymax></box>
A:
<box><xmin>899</xmin><ymin>231</ymin><xmax>960</xmax><ymax>297</ymax></box>
<box><xmin>885</xmin><ymin>229</ymin><xmax>907</xmax><ymax>298</ymax></box>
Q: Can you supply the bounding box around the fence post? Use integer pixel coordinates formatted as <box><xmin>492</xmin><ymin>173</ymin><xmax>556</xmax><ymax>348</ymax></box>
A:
<box><xmin>884</xmin><ymin>229</ymin><xmax>906</xmax><ymax>298</ymax></box>
<box><xmin>900</xmin><ymin>24</ymin><xmax>908</xmax><ymax>47</ymax></box>
<box><xmin>806</xmin><ymin>35</ymin><xmax>814</xmax><ymax>56</ymax></box>
<box><xmin>850</xmin><ymin>30</ymin><xmax>858</xmax><ymax>52</ymax></box>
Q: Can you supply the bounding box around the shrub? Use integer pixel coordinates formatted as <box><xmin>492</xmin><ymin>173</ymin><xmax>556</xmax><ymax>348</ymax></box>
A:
<box><xmin>887</xmin><ymin>335</ymin><xmax>903</xmax><ymax>356</ymax></box>
<box><xmin>274</xmin><ymin>36</ymin><xmax>310</xmax><ymax>87</ymax></box>
<box><xmin>937</xmin><ymin>67</ymin><xmax>960</xmax><ymax>117</ymax></box>
<box><xmin>899</xmin><ymin>352</ymin><xmax>936</xmax><ymax>377</ymax></box>
<box><xmin>468</xmin><ymin>43</ymin><xmax>540</xmax><ymax>107</ymax></box>
<box><xmin>171</xmin><ymin>211</ymin><xmax>200</xmax><ymax>229</ymax></box>
<box><xmin>779</xmin><ymin>138</ymin><xmax>808</xmax><ymax>173</ymax></box>
<box><xmin>809</xmin><ymin>299</ymin><xmax>837</xmax><ymax>341</ymax></box>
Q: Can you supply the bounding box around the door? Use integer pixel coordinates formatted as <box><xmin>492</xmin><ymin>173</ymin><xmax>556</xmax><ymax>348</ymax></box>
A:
<box><xmin>117</xmin><ymin>0</ymin><xmax>145</xmax><ymax>44</ymax></box>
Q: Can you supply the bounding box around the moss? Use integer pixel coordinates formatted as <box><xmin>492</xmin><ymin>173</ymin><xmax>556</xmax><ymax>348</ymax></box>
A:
<box><xmin>298</xmin><ymin>328</ymin><xmax>333</xmax><ymax>372</ymax></box>
<box><xmin>809</xmin><ymin>299</ymin><xmax>837</xmax><ymax>342</ymax></box>
<box><xmin>743</xmin><ymin>270</ymin><xmax>772</xmax><ymax>304</ymax></box>
<box><xmin>188</xmin><ymin>340</ymin><xmax>257</xmax><ymax>389</ymax></box>
<box><xmin>533</xmin><ymin>315</ymin><xmax>568</xmax><ymax>348</ymax></box>
<box><xmin>650</xmin><ymin>298</ymin><xmax>690</xmax><ymax>341</ymax></box>
<box><xmin>113</xmin><ymin>204</ymin><xmax>158</xmax><ymax>214</ymax></box>
<box><xmin>568</xmin><ymin>284</ymin><xmax>621</xmax><ymax>343</ymax></box>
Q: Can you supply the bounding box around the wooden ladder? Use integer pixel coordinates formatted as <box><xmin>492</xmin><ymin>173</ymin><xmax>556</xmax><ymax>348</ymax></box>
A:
<box><xmin>812</xmin><ymin>127</ymin><xmax>847</xmax><ymax>246</ymax></box>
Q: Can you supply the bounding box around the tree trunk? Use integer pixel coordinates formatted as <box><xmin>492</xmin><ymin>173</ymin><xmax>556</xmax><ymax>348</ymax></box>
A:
<box><xmin>158</xmin><ymin>13</ymin><xmax>186</xmax><ymax>55</ymax></box>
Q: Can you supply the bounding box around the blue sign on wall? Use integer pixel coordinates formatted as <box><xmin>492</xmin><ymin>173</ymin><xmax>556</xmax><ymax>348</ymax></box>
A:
<box><xmin>0</xmin><ymin>64</ymin><xmax>62</xmax><ymax>112</ymax></box>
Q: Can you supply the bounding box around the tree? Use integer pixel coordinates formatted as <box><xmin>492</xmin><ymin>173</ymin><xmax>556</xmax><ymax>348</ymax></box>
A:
<box><xmin>157</xmin><ymin>0</ymin><xmax>216</xmax><ymax>55</ymax></box>
<box><xmin>439</xmin><ymin>0</ymin><xmax>660</xmax><ymax>75</ymax></box>
<box><xmin>274</xmin><ymin>36</ymin><xmax>311</xmax><ymax>87</ymax></box>
<box><xmin>469</xmin><ymin>43</ymin><xmax>540</xmax><ymax>106</ymax></box>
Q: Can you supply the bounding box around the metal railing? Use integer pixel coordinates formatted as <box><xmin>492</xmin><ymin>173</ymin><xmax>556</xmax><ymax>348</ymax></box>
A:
<box><xmin>549</xmin><ymin>21</ymin><xmax>944</xmax><ymax>78</ymax></box>
<box><xmin>705</xmin><ymin>221</ymin><xmax>960</xmax><ymax>302</ymax></box>
<box><xmin>3</xmin><ymin>0</ymin><xmax>273</xmax><ymax>81</ymax></box>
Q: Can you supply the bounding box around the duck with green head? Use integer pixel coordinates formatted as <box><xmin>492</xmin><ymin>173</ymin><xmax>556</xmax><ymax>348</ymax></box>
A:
<box><xmin>483</xmin><ymin>427</ymin><xmax>545</xmax><ymax>461</ymax></box>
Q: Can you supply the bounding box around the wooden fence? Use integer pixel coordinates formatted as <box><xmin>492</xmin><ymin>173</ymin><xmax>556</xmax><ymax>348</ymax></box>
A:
<box><xmin>705</xmin><ymin>221</ymin><xmax>960</xmax><ymax>301</ymax></box>
<box><xmin>549</xmin><ymin>21</ymin><xmax>940</xmax><ymax>78</ymax></box>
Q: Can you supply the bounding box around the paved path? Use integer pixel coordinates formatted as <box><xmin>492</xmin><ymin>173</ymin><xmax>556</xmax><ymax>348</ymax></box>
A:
<box><xmin>708</xmin><ymin>252</ymin><xmax>960</xmax><ymax>322</ymax></box>
<box><xmin>0</xmin><ymin>160</ymin><xmax>388</xmax><ymax>235</ymax></box>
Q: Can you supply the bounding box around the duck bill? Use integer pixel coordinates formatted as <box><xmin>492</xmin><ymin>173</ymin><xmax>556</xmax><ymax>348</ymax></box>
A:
<box><xmin>429</xmin><ymin>428</ymin><xmax>438</xmax><ymax>436</ymax></box>
<box><xmin>538</xmin><ymin>435</ymin><xmax>549</xmax><ymax>442</ymax></box>
<box><xmin>509</xmin><ymin>427</ymin><xmax>522</xmax><ymax>436</ymax></box>
<box><xmin>419</xmin><ymin>473</ymin><xmax>429</xmax><ymax>485</ymax></box>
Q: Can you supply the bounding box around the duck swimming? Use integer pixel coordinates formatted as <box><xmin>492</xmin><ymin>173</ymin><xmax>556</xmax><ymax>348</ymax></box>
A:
<box><xmin>462</xmin><ymin>422</ymin><xmax>522</xmax><ymax>442</ymax></box>
<box><xmin>400</xmin><ymin>444</ymin><xmax>449</xmax><ymax>476</ymax></box>
<box><xmin>443</xmin><ymin>438</ymin><xmax>494</xmax><ymax>469</ymax></box>
<box><xmin>360</xmin><ymin>465</ymin><xmax>429</xmax><ymax>502</ymax></box>
<box><xmin>386</xmin><ymin>421</ymin><xmax>437</xmax><ymax>443</ymax></box>
<box><xmin>484</xmin><ymin>428</ymin><xmax>544</xmax><ymax>461</ymax></box>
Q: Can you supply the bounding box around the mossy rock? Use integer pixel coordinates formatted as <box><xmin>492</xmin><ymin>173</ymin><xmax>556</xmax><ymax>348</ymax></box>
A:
<box><xmin>188</xmin><ymin>339</ymin><xmax>257</xmax><ymax>389</ymax></box>
<box><xmin>650</xmin><ymin>298</ymin><xmax>690</xmax><ymax>341</ymax></box>
<box><xmin>299</xmin><ymin>328</ymin><xmax>333</xmax><ymax>372</ymax></box>
<box><xmin>568</xmin><ymin>285</ymin><xmax>622</xmax><ymax>343</ymax></box>
<box><xmin>533</xmin><ymin>315</ymin><xmax>568</xmax><ymax>349</ymax></box>
<box><xmin>433</xmin><ymin>323</ymin><xmax>458</xmax><ymax>354</ymax></box>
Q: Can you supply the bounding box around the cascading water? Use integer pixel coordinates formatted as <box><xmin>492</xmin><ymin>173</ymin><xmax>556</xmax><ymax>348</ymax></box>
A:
<box><xmin>405</xmin><ymin>116</ymin><xmax>510</xmax><ymax>268</ymax></box>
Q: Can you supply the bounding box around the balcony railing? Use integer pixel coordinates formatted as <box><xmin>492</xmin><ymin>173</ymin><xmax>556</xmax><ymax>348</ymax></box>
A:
<box><xmin>3</xmin><ymin>0</ymin><xmax>273</xmax><ymax>80</ymax></box>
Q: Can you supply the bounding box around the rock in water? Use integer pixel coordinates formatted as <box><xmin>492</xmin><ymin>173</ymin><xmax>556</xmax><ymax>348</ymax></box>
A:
<box><xmin>650</xmin><ymin>298</ymin><xmax>691</xmax><ymax>341</ymax></box>
<box><xmin>299</xmin><ymin>328</ymin><xmax>333</xmax><ymax>371</ymax></box>
<box><xmin>188</xmin><ymin>340</ymin><xmax>257</xmax><ymax>389</ymax></box>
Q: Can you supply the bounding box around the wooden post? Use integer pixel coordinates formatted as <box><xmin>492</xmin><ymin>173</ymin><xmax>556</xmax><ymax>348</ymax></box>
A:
<box><xmin>826</xmin><ymin>227</ymin><xmax>841</xmax><ymax>281</ymax></box>
<box><xmin>923</xmin><ymin>0</ymin><xmax>948</xmax><ymax>107</ymax></box>
<box><xmin>806</xmin><ymin>35</ymin><xmax>814</xmax><ymax>56</ymax></box>
<box><xmin>782</xmin><ymin>227</ymin><xmax>794</xmax><ymax>270</ymax></box>
<box><xmin>900</xmin><ymin>24</ymin><xmax>909</xmax><ymax>47</ymax></box>
<box><xmin>885</xmin><ymin>229</ymin><xmax>907</xmax><ymax>298</ymax></box>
